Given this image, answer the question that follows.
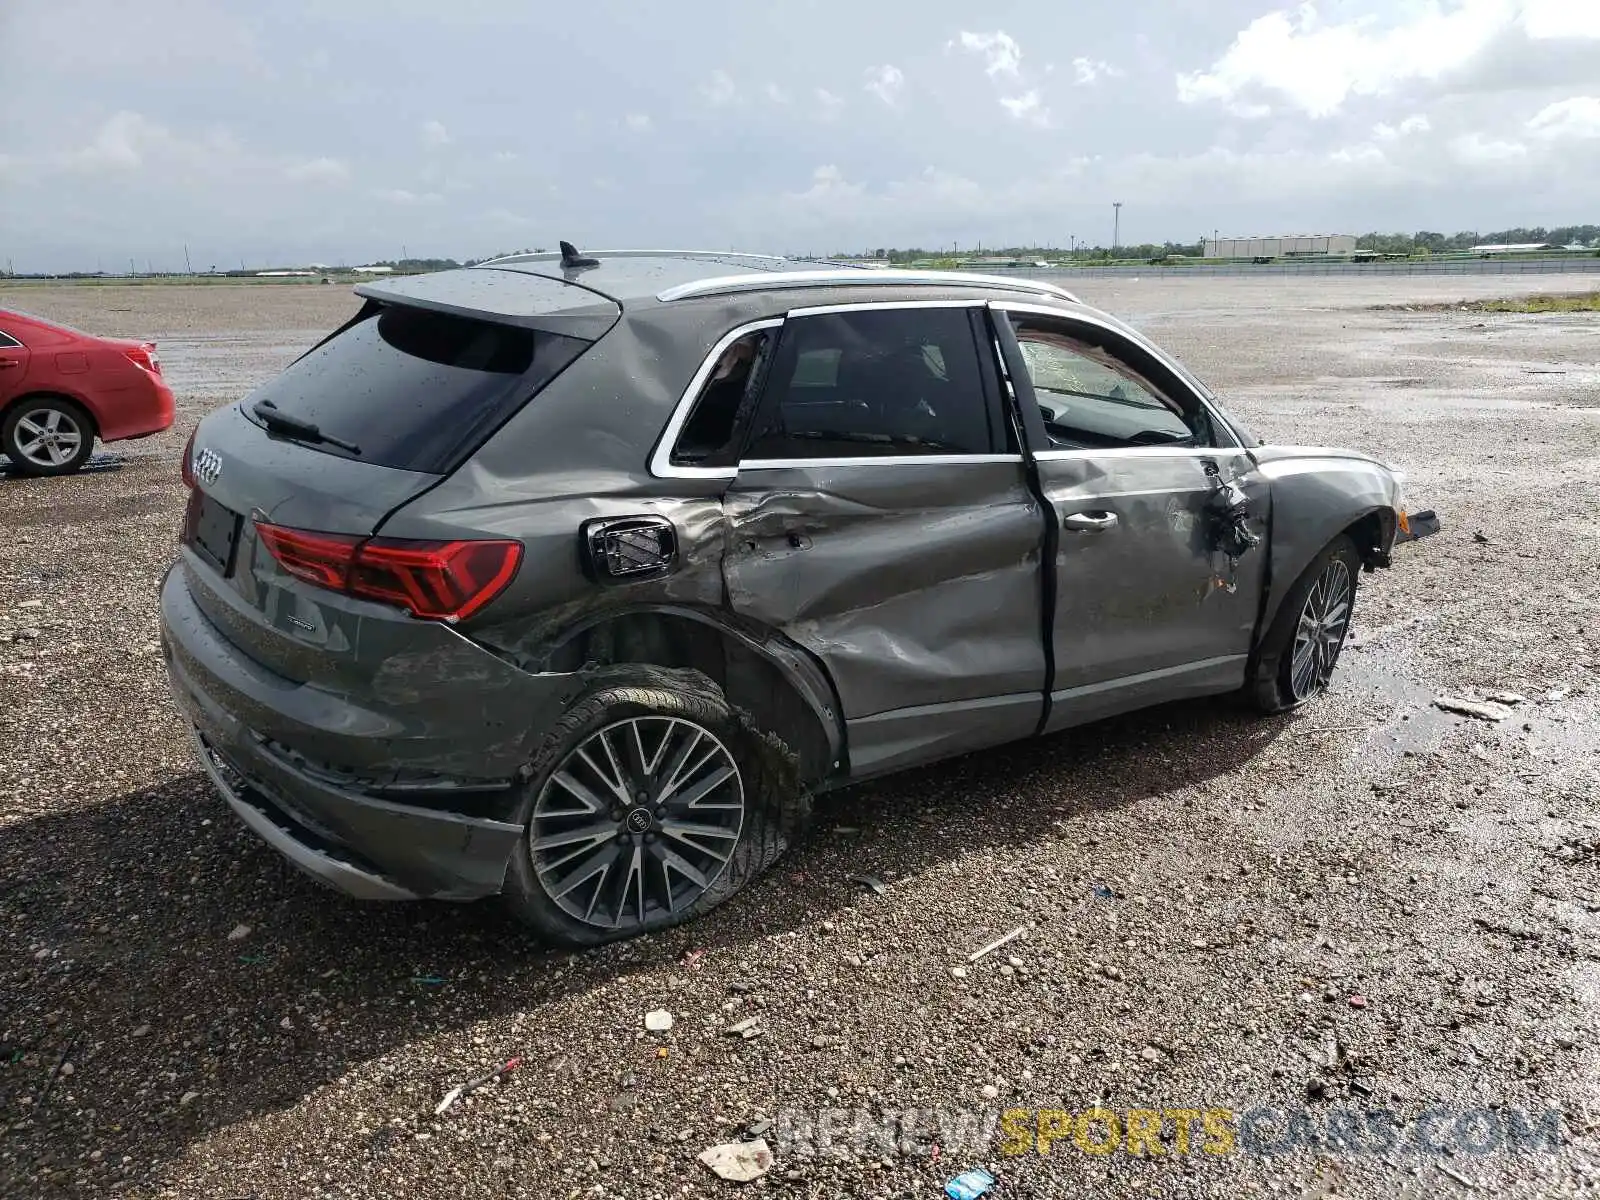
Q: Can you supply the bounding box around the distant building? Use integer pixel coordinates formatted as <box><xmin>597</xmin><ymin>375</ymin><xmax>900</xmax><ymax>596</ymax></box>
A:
<box><xmin>353</xmin><ymin>265</ymin><xmax>395</xmax><ymax>274</ymax></box>
<box><xmin>254</xmin><ymin>270</ymin><xmax>315</xmax><ymax>277</ymax></box>
<box><xmin>1469</xmin><ymin>243</ymin><xmax>1551</xmax><ymax>254</ymax></box>
<box><xmin>1206</xmin><ymin>234</ymin><xmax>1356</xmax><ymax>259</ymax></box>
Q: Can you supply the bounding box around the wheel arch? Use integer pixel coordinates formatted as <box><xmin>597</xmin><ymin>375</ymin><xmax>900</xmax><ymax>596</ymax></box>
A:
<box><xmin>531</xmin><ymin>605</ymin><xmax>846</xmax><ymax>787</ymax></box>
<box><xmin>2</xmin><ymin>390</ymin><xmax>102</xmax><ymax>436</ymax></box>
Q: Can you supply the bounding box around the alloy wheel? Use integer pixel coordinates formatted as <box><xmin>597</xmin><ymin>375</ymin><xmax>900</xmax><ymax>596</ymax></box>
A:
<box><xmin>14</xmin><ymin>407</ymin><xmax>85</xmax><ymax>469</ymax></box>
<box><xmin>529</xmin><ymin>717</ymin><xmax>745</xmax><ymax>930</ymax></box>
<box><xmin>1289</xmin><ymin>559</ymin><xmax>1353</xmax><ymax>701</ymax></box>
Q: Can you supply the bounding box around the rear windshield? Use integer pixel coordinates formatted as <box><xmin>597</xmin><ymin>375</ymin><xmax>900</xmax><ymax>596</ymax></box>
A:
<box><xmin>242</xmin><ymin>304</ymin><xmax>588</xmax><ymax>473</ymax></box>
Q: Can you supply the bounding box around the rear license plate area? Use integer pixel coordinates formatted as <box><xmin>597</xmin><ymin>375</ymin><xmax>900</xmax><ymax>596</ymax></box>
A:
<box><xmin>184</xmin><ymin>490</ymin><xmax>243</xmax><ymax>574</ymax></box>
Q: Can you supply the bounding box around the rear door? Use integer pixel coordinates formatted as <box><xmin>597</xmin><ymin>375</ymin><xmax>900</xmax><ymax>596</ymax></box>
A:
<box><xmin>992</xmin><ymin>302</ymin><xmax>1268</xmax><ymax>733</ymax></box>
<box><xmin>714</xmin><ymin>301</ymin><xmax>1049</xmax><ymax>777</ymax></box>
<box><xmin>0</xmin><ymin>324</ymin><xmax>32</xmax><ymax>408</ymax></box>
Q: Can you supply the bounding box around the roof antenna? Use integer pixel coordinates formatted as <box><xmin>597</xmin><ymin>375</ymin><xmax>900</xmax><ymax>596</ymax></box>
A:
<box><xmin>559</xmin><ymin>240</ymin><xmax>599</xmax><ymax>269</ymax></box>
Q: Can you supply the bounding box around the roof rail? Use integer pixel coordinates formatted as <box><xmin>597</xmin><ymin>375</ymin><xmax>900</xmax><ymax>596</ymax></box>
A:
<box><xmin>657</xmin><ymin>269</ymin><xmax>1080</xmax><ymax>304</ymax></box>
<box><xmin>475</xmin><ymin>249</ymin><xmax>792</xmax><ymax>267</ymax></box>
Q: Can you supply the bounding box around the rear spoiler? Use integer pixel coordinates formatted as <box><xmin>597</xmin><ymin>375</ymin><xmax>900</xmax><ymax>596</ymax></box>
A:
<box><xmin>353</xmin><ymin>269</ymin><xmax>621</xmax><ymax>341</ymax></box>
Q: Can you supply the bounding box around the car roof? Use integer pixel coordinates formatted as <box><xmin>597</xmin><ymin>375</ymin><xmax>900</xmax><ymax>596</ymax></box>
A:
<box><xmin>469</xmin><ymin>250</ymin><xmax>1081</xmax><ymax>308</ymax></box>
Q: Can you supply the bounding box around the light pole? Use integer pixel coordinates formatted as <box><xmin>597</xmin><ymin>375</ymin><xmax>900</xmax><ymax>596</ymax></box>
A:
<box><xmin>1113</xmin><ymin>202</ymin><xmax>1122</xmax><ymax>252</ymax></box>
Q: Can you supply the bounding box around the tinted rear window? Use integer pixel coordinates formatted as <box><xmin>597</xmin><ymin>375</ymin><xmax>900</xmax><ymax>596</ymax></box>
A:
<box><xmin>243</xmin><ymin>304</ymin><xmax>588</xmax><ymax>473</ymax></box>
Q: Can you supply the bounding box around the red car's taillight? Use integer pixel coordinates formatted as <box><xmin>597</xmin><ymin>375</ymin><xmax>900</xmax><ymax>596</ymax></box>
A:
<box><xmin>181</xmin><ymin>428</ymin><xmax>197</xmax><ymax>489</ymax></box>
<box><xmin>254</xmin><ymin>521</ymin><xmax>522</xmax><ymax>622</ymax></box>
<box><xmin>124</xmin><ymin>343</ymin><xmax>162</xmax><ymax>375</ymax></box>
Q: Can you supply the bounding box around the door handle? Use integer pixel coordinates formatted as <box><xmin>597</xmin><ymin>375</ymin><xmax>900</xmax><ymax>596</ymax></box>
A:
<box><xmin>0</xmin><ymin>360</ymin><xmax>20</xmax><ymax>370</ymax></box>
<box><xmin>1061</xmin><ymin>510</ymin><xmax>1118</xmax><ymax>532</ymax></box>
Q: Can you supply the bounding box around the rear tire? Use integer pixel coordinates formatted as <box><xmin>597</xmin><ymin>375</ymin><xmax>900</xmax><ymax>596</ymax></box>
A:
<box><xmin>2</xmin><ymin>396</ymin><xmax>95</xmax><ymax>476</ymax></box>
<box><xmin>503</xmin><ymin>665</ymin><xmax>809</xmax><ymax>947</ymax></box>
<box><xmin>1248</xmin><ymin>535</ymin><xmax>1361</xmax><ymax>713</ymax></box>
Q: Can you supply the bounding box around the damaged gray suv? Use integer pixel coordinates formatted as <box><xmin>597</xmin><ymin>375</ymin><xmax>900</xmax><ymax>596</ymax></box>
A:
<box><xmin>160</xmin><ymin>246</ymin><xmax>1438</xmax><ymax>946</ymax></box>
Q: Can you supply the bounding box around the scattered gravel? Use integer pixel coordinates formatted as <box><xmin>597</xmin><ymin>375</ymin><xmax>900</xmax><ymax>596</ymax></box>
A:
<box><xmin>2</xmin><ymin>278</ymin><xmax>1598</xmax><ymax>1198</ymax></box>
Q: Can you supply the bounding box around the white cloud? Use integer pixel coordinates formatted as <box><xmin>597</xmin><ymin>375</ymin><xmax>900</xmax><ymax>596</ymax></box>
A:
<box><xmin>1177</xmin><ymin>1</ymin><xmax>1600</xmax><ymax>119</ymax></box>
<box><xmin>284</xmin><ymin>156</ymin><xmax>351</xmax><ymax>184</ymax></box>
<box><xmin>954</xmin><ymin>31</ymin><xmax>1022</xmax><ymax>77</ymax></box>
<box><xmin>764</xmin><ymin>83</ymin><xmax>790</xmax><ymax>104</ymax></box>
<box><xmin>1449</xmin><ymin>132</ymin><xmax>1529</xmax><ymax>164</ymax></box>
<box><xmin>420</xmin><ymin>120</ymin><xmax>450</xmax><ymax>148</ymax></box>
<box><xmin>814</xmin><ymin>88</ymin><xmax>845</xmax><ymax>119</ymax></box>
<box><xmin>700</xmin><ymin>70</ymin><xmax>737</xmax><ymax>105</ymax></box>
<box><xmin>373</xmin><ymin>188</ymin><xmax>443</xmax><ymax>205</ymax></box>
<box><xmin>65</xmin><ymin>110</ymin><xmax>163</xmax><ymax>171</ymax></box>
<box><xmin>1000</xmin><ymin>91</ymin><xmax>1051</xmax><ymax>127</ymax></box>
<box><xmin>865</xmin><ymin>64</ymin><xmax>905</xmax><ymax>107</ymax></box>
<box><xmin>1072</xmin><ymin>57</ymin><xmax>1123</xmax><ymax>86</ymax></box>
<box><xmin>1373</xmin><ymin>114</ymin><xmax>1431</xmax><ymax>140</ymax></box>
<box><xmin>493</xmin><ymin>151</ymin><xmax>520</xmax><ymax>162</ymax></box>
<box><xmin>623</xmin><ymin>112</ymin><xmax>652</xmax><ymax>132</ymax></box>
<box><xmin>1527</xmin><ymin>96</ymin><xmax>1600</xmax><ymax>140</ymax></box>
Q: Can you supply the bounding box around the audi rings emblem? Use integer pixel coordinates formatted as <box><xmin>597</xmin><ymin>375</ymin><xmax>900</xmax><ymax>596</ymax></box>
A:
<box><xmin>193</xmin><ymin>448</ymin><xmax>223</xmax><ymax>487</ymax></box>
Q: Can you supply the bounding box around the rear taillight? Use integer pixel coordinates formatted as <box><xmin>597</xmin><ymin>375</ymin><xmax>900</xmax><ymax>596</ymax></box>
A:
<box><xmin>254</xmin><ymin>521</ymin><xmax>522</xmax><ymax>622</ymax></box>
<box><xmin>181</xmin><ymin>428</ymin><xmax>197</xmax><ymax>488</ymax></box>
<box><xmin>124</xmin><ymin>343</ymin><xmax>161</xmax><ymax>375</ymax></box>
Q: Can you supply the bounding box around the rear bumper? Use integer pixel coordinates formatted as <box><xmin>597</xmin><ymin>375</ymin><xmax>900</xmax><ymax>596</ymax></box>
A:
<box><xmin>97</xmin><ymin>375</ymin><xmax>176</xmax><ymax>442</ymax></box>
<box><xmin>159</xmin><ymin>562</ymin><xmax>579</xmax><ymax>901</ymax></box>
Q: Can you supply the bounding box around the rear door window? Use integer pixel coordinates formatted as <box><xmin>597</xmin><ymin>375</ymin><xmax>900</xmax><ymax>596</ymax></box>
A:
<box><xmin>743</xmin><ymin>307</ymin><xmax>1000</xmax><ymax>460</ymax></box>
<box><xmin>243</xmin><ymin>304</ymin><xmax>588</xmax><ymax>474</ymax></box>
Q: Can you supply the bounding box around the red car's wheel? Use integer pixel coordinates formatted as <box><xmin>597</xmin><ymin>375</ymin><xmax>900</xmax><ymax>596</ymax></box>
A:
<box><xmin>2</xmin><ymin>396</ymin><xmax>96</xmax><ymax>476</ymax></box>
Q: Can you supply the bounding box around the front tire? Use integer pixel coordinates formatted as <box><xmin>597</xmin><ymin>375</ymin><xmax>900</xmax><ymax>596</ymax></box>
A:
<box><xmin>2</xmin><ymin>397</ymin><xmax>95</xmax><ymax>476</ymax></box>
<box><xmin>503</xmin><ymin>666</ymin><xmax>808</xmax><ymax>947</ymax></box>
<box><xmin>1249</xmin><ymin>535</ymin><xmax>1361</xmax><ymax>713</ymax></box>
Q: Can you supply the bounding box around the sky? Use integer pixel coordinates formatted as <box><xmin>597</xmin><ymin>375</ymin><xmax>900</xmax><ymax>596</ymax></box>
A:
<box><xmin>2</xmin><ymin>0</ymin><xmax>1599</xmax><ymax>271</ymax></box>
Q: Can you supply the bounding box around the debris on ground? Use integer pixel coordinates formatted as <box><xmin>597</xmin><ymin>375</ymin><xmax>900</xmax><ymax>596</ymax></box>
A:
<box><xmin>848</xmin><ymin>873</ymin><xmax>887</xmax><ymax>896</ymax></box>
<box><xmin>966</xmin><ymin>925</ymin><xmax>1027</xmax><ymax>963</ymax></box>
<box><xmin>1091</xmin><ymin>883</ymin><xmax>1116</xmax><ymax>900</ymax></box>
<box><xmin>1440</xmin><ymin>1164</ymin><xmax>1478</xmax><ymax>1189</ymax></box>
<box><xmin>723</xmin><ymin>1017</ymin><xmax>761</xmax><ymax>1038</ymax></box>
<box><xmin>944</xmin><ymin>1166</ymin><xmax>997</xmax><ymax>1199</ymax></box>
<box><xmin>225</xmin><ymin>923</ymin><xmax>251</xmax><ymax>941</ymax></box>
<box><xmin>1483</xmin><ymin>690</ymin><xmax>1526</xmax><ymax>706</ymax></box>
<box><xmin>1434</xmin><ymin>696</ymin><xmax>1514</xmax><ymax>722</ymax></box>
<box><xmin>1472</xmin><ymin>531</ymin><xmax>1490</xmax><ymax>543</ymax></box>
<box><xmin>433</xmin><ymin>1057</ymin><xmax>521</xmax><ymax>1117</ymax></box>
<box><xmin>1349</xmin><ymin>994</ymin><xmax>1369</xmax><ymax>1009</ymax></box>
<box><xmin>697</xmin><ymin>1138</ymin><xmax>773</xmax><ymax>1182</ymax></box>
<box><xmin>1544</xmin><ymin>687</ymin><xmax>1571</xmax><ymax>702</ymax></box>
<box><xmin>644</xmin><ymin>1009</ymin><xmax>674</xmax><ymax>1033</ymax></box>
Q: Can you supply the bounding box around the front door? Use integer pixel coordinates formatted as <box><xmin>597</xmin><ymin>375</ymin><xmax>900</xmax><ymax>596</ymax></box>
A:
<box><xmin>718</xmin><ymin>302</ymin><xmax>1049</xmax><ymax>777</ymax></box>
<box><xmin>993</xmin><ymin>303</ymin><xmax>1268</xmax><ymax>733</ymax></box>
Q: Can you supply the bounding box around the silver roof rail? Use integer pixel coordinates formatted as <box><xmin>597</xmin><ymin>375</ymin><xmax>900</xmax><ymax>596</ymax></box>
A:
<box><xmin>657</xmin><ymin>269</ymin><xmax>1080</xmax><ymax>304</ymax></box>
<box><xmin>475</xmin><ymin>249</ymin><xmax>793</xmax><ymax>267</ymax></box>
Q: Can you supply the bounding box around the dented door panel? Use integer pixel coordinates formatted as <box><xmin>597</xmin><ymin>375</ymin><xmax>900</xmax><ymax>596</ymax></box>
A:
<box><xmin>721</xmin><ymin>460</ymin><xmax>1047</xmax><ymax>775</ymax></box>
<box><xmin>1036</xmin><ymin>449</ymin><xmax>1268</xmax><ymax>732</ymax></box>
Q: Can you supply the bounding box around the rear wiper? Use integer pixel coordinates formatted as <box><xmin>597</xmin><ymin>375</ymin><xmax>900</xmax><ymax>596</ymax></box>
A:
<box><xmin>251</xmin><ymin>400</ymin><xmax>361</xmax><ymax>455</ymax></box>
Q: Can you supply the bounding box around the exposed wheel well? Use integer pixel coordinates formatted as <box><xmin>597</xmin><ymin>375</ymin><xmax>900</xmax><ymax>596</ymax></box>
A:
<box><xmin>540</xmin><ymin>611</ymin><xmax>839</xmax><ymax>786</ymax></box>
<box><xmin>1342</xmin><ymin>508</ymin><xmax>1395</xmax><ymax>571</ymax></box>
<box><xmin>2</xmin><ymin>392</ymin><xmax>100</xmax><ymax>437</ymax></box>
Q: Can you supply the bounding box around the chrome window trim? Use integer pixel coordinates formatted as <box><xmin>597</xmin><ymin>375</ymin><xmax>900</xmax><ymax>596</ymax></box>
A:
<box><xmin>659</xmin><ymin>270</ymin><xmax>1079</xmax><ymax>304</ymax></box>
<box><xmin>992</xmin><ymin>301</ymin><xmax>1242</xmax><ymax>453</ymax></box>
<box><xmin>650</xmin><ymin>317</ymin><xmax>785</xmax><ymax>480</ymax></box>
<box><xmin>740</xmin><ymin>454</ymin><xmax>1024</xmax><ymax>471</ymax></box>
<box><xmin>1031</xmin><ymin>446</ymin><xmax>1252</xmax><ymax>462</ymax></box>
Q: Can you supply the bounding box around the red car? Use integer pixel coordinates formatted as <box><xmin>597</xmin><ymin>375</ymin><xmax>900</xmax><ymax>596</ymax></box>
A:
<box><xmin>0</xmin><ymin>308</ymin><xmax>176</xmax><ymax>475</ymax></box>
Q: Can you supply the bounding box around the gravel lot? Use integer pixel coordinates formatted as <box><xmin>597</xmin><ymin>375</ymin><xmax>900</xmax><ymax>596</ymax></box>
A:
<box><xmin>2</xmin><ymin>276</ymin><xmax>1598</xmax><ymax>1199</ymax></box>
